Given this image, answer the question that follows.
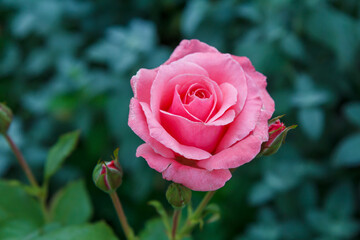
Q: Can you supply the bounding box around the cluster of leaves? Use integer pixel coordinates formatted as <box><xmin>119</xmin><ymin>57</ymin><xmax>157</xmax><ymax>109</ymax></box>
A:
<box><xmin>1</xmin><ymin>0</ymin><xmax>360</xmax><ymax>239</ymax></box>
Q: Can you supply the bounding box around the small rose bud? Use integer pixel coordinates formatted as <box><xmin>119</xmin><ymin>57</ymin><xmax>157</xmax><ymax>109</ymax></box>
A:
<box><xmin>0</xmin><ymin>103</ymin><xmax>13</xmax><ymax>134</ymax></box>
<box><xmin>166</xmin><ymin>183</ymin><xmax>192</xmax><ymax>209</ymax></box>
<box><xmin>93</xmin><ymin>148</ymin><xmax>123</xmax><ymax>193</ymax></box>
<box><xmin>260</xmin><ymin>116</ymin><xmax>297</xmax><ymax>156</ymax></box>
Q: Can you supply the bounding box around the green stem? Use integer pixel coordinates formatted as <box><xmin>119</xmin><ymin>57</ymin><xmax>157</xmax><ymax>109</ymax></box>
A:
<box><xmin>171</xmin><ymin>209</ymin><xmax>181</xmax><ymax>240</ymax></box>
<box><xmin>179</xmin><ymin>191</ymin><xmax>216</xmax><ymax>237</ymax></box>
<box><xmin>4</xmin><ymin>133</ymin><xmax>39</xmax><ymax>187</ymax></box>
<box><xmin>110</xmin><ymin>191</ymin><xmax>136</xmax><ymax>240</ymax></box>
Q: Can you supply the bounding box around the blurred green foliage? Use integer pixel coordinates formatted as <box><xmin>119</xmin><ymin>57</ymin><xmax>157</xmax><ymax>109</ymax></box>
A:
<box><xmin>0</xmin><ymin>0</ymin><xmax>360</xmax><ymax>239</ymax></box>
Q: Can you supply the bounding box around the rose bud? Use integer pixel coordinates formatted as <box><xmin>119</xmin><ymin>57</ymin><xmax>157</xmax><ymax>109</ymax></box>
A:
<box><xmin>166</xmin><ymin>183</ymin><xmax>192</xmax><ymax>209</ymax></box>
<box><xmin>0</xmin><ymin>103</ymin><xmax>13</xmax><ymax>134</ymax></box>
<box><xmin>259</xmin><ymin>117</ymin><xmax>297</xmax><ymax>156</ymax></box>
<box><xmin>93</xmin><ymin>149</ymin><xmax>123</xmax><ymax>193</ymax></box>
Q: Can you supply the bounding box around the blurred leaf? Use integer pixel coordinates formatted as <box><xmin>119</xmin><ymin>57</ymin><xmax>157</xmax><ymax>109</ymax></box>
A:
<box><xmin>50</xmin><ymin>180</ymin><xmax>92</xmax><ymax>226</ymax></box>
<box><xmin>181</xmin><ymin>0</ymin><xmax>209</xmax><ymax>36</ymax></box>
<box><xmin>249</xmin><ymin>182</ymin><xmax>275</xmax><ymax>205</ymax></box>
<box><xmin>304</xmin><ymin>5</ymin><xmax>359</xmax><ymax>69</ymax></box>
<box><xmin>333</xmin><ymin>133</ymin><xmax>360</xmax><ymax>167</ymax></box>
<box><xmin>343</xmin><ymin>102</ymin><xmax>360</xmax><ymax>127</ymax></box>
<box><xmin>32</xmin><ymin>221</ymin><xmax>118</xmax><ymax>240</ymax></box>
<box><xmin>325</xmin><ymin>182</ymin><xmax>354</xmax><ymax>218</ymax></box>
<box><xmin>139</xmin><ymin>218</ymin><xmax>168</xmax><ymax>240</ymax></box>
<box><xmin>148</xmin><ymin>201</ymin><xmax>171</xmax><ymax>232</ymax></box>
<box><xmin>0</xmin><ymin>180</ymin><xmax>44</xmax><ymax>238</ymax></box>
<box><xmin>203</xmin><ymin>203</ymin><xmax>221</xmax><ymax>224</ymax></box>
<box><xmin>0</xmin><ymin>219</ymin><xmax>40</xmax><ymax>240</ymax></box>
<box><xmin>45</xmin><ymin>130</ymin><xmax>80</xmax><ymax>180</ymax></box>
<box><xmin>280</xmin><ymin>33</ymin><xmax>306</xmax><ymax>60</ymax></box>
<box><xmin>298</xmin><ymin>107</ymin><xmax>324</xmax><ymax>140</ymax></box>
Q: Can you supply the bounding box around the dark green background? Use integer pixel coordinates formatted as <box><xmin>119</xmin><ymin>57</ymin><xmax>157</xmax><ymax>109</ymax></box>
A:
<box><xmin>1</xmin><ymin>0</ymin><xmax>360</xmax><ymax>239</ymax></box>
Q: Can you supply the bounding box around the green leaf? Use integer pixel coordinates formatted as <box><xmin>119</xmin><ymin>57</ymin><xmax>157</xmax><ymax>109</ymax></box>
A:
<box><xmin>50</xmin><ymin>180</ymin><xmax>92</xmax><ymax>226</ymax></box>
<box><xmin>343</xmin><ymin>102</ymin><xmax>360</xmax><ymax>127</ymax></box>
<box><xmin>32</xmin><ymin>221</ymin><xmax>118</xmax><ymax>240</ymax></box>
<box><xmin>139</xmin><ymin>218</ymin><xmax>168</xmax><ymax>240</ymax></box>
<box><xmin>0</xmin><ymin>180</ymin><xmax>44</xmax><ymax>225</ymax></box>
<box><xmin>45</xmin><ymin>130</ymin><xmax>80</xmax><ymax>180</ymax></box>
<box><xmin>148</xmin><ymin>201</ymin><xmax>171</xmax><ymax>232</ymax></box>
<box><xmin>333</xmin><ymin>133</ymin><xmax>360</xmax><ymax>167</ymax></box>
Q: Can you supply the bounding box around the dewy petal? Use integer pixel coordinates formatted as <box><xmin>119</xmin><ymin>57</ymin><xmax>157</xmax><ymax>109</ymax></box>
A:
<box><xmin>165</xmin><ymin>39</ymin><xmax>219</xmax><ymax>65</ymax></box>
<box><xmin>130</xmin><ymin>68</ymin><xmax>157</xmax><ymax>104</ymax></box>
<box><xmin>162</xmin><ymin>160</ymin><xmax>232</xmax><ymax>191</ymax></box>
<box><xmin>140</xmin><ymin>102</ymin><xmax>212</xmax><ymax>160</ymax></box>
<box><xmin>207</xmin><ymin>83</ymin><xmax>237</xmax><ymax>123</ymax></box>
<box><xmin>232</xmin><ymin>55</ymin><xmax>275</xmax><ymax>119</ymax></box>
<box><xmin>150</xmin><ymin>61</ymin><xmax>209</xmax><ymax>121</ymax></box>
<box><xmin>128</xmin><ymin>98</ymin><xmax>175</xmax><ymax>158</ymax></box>
<box><xmin>160</xmin><ymin>110</ymin><xmax>225</xmax><ymax>153</ymax></box>
<box><xmin>181</xmin><ymin>52</ymin><xmax>248</xmax><ymax>114</ymax></box>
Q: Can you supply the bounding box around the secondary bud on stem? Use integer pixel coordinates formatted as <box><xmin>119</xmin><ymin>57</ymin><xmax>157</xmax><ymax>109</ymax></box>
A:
<box><xmin>0</xmin><ymin>103</ymin><xmax>13</xmax><ymax>134</ymax></box>
<box><xmin>259</xmin><ymin>116</ymin><xmax>297</xmax><ymax>156</ymax></box>
<box><xmin>93</xmin><ymin>148</ymin><xmax>123</xmax><ymax>193</ymax></box>
<box><xmin>166</xmin><ymin>183</ymin><xmax>192</xmax><ymax>209</ymax></box>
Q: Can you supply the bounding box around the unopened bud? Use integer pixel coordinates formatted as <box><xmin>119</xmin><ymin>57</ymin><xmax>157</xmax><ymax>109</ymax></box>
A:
<box><xmin>166</xmin><ymin>183</ymin><xmax>192</xmax><ymax>209</ymax></box>
<box><xmin>260</xmin><ymin>116</ymin><xmax>297</xmax><ymax>156</ymax></box>
<box><xmin>0</xmin><ymin>103</ymin><xmax>13</xmax><ymax>134</ymax></box>
<box><xmin>93</xmin><ymin>148</ymin><xmax>123</xmax><ymax>193</ymax></box>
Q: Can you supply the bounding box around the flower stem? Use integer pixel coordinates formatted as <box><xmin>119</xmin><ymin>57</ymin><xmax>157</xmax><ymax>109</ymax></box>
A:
<box><xmin>4</xmin><ymin>133</ymin><xmax>39</xmax><ymax>188</ymax></box>
<box><xmin>192</xmin><ymin>191</ymin><xmax>215</xmax><ymax>220</ymax></box>
<box><xmin>179</xmin><ymin>191</ymin><xmax>216</xmax><ymax>237</ymax></box>
<box><xmin>171</xmin><ymin>209</ymin><xmax>181</xmax><ymax>240</ymax></box>
<box><xmin>109</xmin><ymin>191</ymin><xmax>136</xmax><ymax>240</ymax></box>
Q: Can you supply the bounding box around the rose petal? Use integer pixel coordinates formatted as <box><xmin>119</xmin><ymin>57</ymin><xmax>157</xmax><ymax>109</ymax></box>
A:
<box><xmin>162</xmin><ymin>160</ymin><xmax>232</xmax><ymax>191</ymax></box>
<box><xmin>181</xmin><ymin>52</ymin><xmax>248</xmax><ymax>114</ymax></box>
<box><xmin>128</xmin><ymin>98</ymin><xmax>175</xmax><ymax>158</ymax></box>
<box><xmin>198</xmin><ymin>133</ymin><xmax>262</xmax><ymax>171</ymax></box>
<box><xmin>167</xmin><ymin>85</ymin><xmax>201</xmax><ymax>122</ymax></box>
<box><xmin>165</xmin><ymin>39</ymin><xmax>219</xmax><ymax>65</ymax></box>
<box><xmin>131</xmin><ymin>68</ymin><xmax>157</xmax><ymax>104</ymax></box>
<box><xmin>150</xmin><ymin>62</ymin><xmax>209</xmax><ymax>121</ymax></box>
<box><xmin>136</xmin><ymin>143</ymin><xmax>173</xmax><ymax>172</ymax></box>
<box><xmin>160</xmin><ymin>110</ymin><xmax>225</xmax><ymax>153</ymax></box>
<box><xmin>215</xmin><ymin>68</ymin><xmax>264</xmax><ymax>151</ymax></box>
<box><xmin>140</xmin><ymin>102</ymin><xmax>212</xmax><ymax>160</ymax></box>
<box><xmin>207</xmin><ymin>83</ymin><xmax>238</xmax><ymax>123</ymax></box>
<box><xmin>232</xmin><ymin>56</ymin><xmax>275</xmax><ymax>118</ymax></box>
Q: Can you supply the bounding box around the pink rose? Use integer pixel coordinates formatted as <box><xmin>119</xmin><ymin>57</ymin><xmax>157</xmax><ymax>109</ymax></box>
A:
<box><xmin>128</xmin><ymin>39</ymin><xmax>275</xmax><ymax>191</ymax></box>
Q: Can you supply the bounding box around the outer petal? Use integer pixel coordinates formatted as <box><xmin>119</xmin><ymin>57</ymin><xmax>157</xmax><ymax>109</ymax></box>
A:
<box><xmin>216</xmin><ymin>74</ymin><xmax>263</xmax><ymax>151</ymax></box>
<box><xmin>198</xmin><ymin>133</ymin><xmax>262</xmax><ymax>171</ymax></box>
<box><xmin>232</xmin><ymin>56</ymin><xmax>275</xmax><ymax>119</ymax></box>
<box><xmin>128</xmin><ymin>98</ymin><xmax>175</xmax><ymax>158</ymax></box>
<box><xmin>162</xmin><ymin>161</ymin><xmax>232</xmax><ymax>191</ymax></box>
<box><xmin>136</xmin><ymin>144</ymin><xmax>232</xmax><ymax>191</ymax></box>
<box><xmin>130</xmin><ymin>68</ymin><xmax>157</xmax><ymax>104</ymax></box>
<box><xmin>165</xmin><ymin>39</ymin><xmax>219</xmax><ymax>65</ymax></box>
<box><xmin>136</xmin><ymin>143</ymin><xmax>173</xmax><ymax>172</ymax></box>
<box><xmin>140</xmin><ymin>102</ymin><xmax>212</xmax><ymax>160</ymax></box>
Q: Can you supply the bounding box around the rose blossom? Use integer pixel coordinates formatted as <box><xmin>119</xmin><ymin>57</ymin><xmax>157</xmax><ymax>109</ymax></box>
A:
<box><xmin>128</xmin><ymin>39</ymin><xmax>274</xmax><ymax>191</ymax></box>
